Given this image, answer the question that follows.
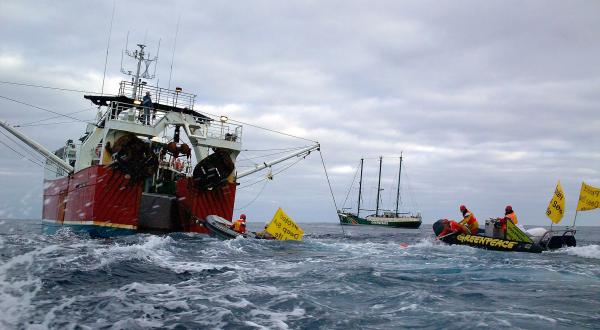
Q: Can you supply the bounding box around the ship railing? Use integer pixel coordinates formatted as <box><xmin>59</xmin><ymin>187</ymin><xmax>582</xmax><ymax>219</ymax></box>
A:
<box><xmin>158</xmin><ymin>156</ymin><xmax>192</xmax><ymax>176</ymax></box>
<box><xmin>105</xmin><ymin>101</ymin><xmax>243</xmax><ymax>143</ymax></box>
<box><xmin>205</xmin><ymin>121</ymin><xmax>243</xmax><ymax>142</ymax></box>
<box><xmin>106</xmin><ymin>101</ymin><xmax>167</xmax><ymax>127</ymax></box>
<box><xmin>118</xmin><ymin>81</ymin><xmax>196</xmax><ymax>109</ymax></box>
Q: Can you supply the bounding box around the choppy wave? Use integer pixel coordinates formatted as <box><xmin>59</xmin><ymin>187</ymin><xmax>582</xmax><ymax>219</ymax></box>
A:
<box><xmin>1</xmin><ymin>221</ymin><xmax>600</xmax><ymax>329</ymax></box>
<box><xmin>560</xmin><ymin>244</ymin><xmax>600</xmax><ymax>259</ymax></box>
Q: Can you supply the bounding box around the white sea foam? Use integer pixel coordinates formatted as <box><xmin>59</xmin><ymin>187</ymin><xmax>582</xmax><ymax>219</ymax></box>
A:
<box><xmin>561</xmin><ymin>244</ymin><xmax>600</xmax><ymax>259</ymax></box>
<box><xmin>247</xmin><ymin>306</ymin><xmax>306</xmax><ymax>330</ymax></box>
<box><xmin>407</xmin><ymin>237</ymin><xmax>437</xmax><ymax>249</ymax></box>
<box><xmin>0</xmin><ymin>245</ymin><xmax>60</xmax><ymax>328</ymax></box>
<box><xmin>92</xmin><ymin>235</ymin><xmax>175</xmax><ymax>269</ymax></box>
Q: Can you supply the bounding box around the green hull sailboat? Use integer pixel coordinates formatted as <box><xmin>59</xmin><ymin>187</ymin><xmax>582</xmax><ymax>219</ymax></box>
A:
<box><xmin>338</xmin><ymin>155</ymin><xmax>422</xmax><ymax>228</ymax></box>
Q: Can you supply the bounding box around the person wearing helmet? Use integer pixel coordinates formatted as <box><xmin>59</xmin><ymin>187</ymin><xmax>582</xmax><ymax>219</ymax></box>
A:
<box><xmin>256</xmin><ymin>224</ymin><xmax>274</xmax><ymax>239</ymax></box>
<box><xmin>436</xmin><ymin>205</ymin><xmax>479</xmax><ymax>238</ymax></box>
<box><xmin>496</xmin><ymin>205</ymin><xmax>518</xmax><ymax>238</ymax></box>
<box><xmin>504</xmin><ymin>205</ymin><xmax>518</xmax><ymax>225</ymax></box>
<box><xmin>458</xmin><ymin>205</ymin><xmax>479</xmax><ymax>235</ymax></box>
<box><xmin>231</xmin><ymin>214</ymin><xmax>247</xmax><ymax>234</ymax></box>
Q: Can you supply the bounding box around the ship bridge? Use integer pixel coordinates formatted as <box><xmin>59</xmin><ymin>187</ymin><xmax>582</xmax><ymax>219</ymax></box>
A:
<box><xmin>74</xmin><ymin>43</ymin><xmax>243</xmax><ymax>173</ymax></box>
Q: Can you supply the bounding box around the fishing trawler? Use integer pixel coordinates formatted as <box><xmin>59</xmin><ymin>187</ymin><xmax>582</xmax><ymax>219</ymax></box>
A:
<box><xmin>338</xmin><ymin>155</ymin><xmax>422</xmax><ymax>228</ymax></box>
<box><xmin>0</xmin><ymin>43</ymin><xmax>318</xmax><ymax>237</ymax></box>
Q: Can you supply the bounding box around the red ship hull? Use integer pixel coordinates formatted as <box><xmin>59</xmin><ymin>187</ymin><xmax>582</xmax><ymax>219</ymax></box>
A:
<box><xmin>42</xmin><ymin>165</ymin><xmax>237</xmax><ymax>237</ymax></box>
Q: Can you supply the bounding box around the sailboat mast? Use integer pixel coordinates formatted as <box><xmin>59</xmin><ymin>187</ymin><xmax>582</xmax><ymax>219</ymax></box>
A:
<box><xmin>357</xmin><ymin>158</ymin><xmax>364</xmax><ymax>217</ymax></box>
<box><xmin>376</xmin><ymin>156</ymin><xmax>382</xmax><ymax>217</ymax></box>
<box><xmin>395</xmin><ymin>152</ymin><xmax>402</xmax><ymax>216</ymax></box>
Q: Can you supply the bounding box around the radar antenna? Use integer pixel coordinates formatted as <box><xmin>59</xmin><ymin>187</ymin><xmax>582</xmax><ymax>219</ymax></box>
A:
<box><xmin>120</xmin><ymin>43</ymin><xmax>158</xmax><ymax>99</ymax></box>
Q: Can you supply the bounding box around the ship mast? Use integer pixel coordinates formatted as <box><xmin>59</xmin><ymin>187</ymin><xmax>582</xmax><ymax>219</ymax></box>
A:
<box><xmin>395</xmin><ymin>152</ymin><xmax>402</xmax><ymax>216</ymax></box>
<box><xmin>121</xmin><ymin>43</ymin><xmax>157</xmax><ymax>100</ymax></box>
<box><xmin>357</xmin><ymin>158</ymin><xmax>364</xmax><ymax>217</ymax></box>
<box><xmin>375</xmin><ymin>156</ymin><xmax>382</xmax><ymax>217</ymax></box>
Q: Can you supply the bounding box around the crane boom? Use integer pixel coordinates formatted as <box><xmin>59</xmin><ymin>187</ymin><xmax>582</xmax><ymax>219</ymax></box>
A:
<box><xmin>236</xmin><ymin>143</ymin><xmax>320</xmax><ymax>179</ymax></box>
<box><xmin>0</xmin><ymin>120</ymin><xmax>74</xmax><ymax>173</ymax></box>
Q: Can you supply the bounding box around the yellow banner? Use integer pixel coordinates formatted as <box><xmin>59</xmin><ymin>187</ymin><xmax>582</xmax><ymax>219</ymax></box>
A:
<box><xmin>546</xmin><ymin>181</ymin><xmax>565</xmax><ymax>224</ymax></box>
<box><xmin>576</xmin><ymin>182</ymin><xmax>600</xmax><ymax>211</ymax></box>
<box><xmin>265</xmin><ymin>208</ymin><xmax>304</xmax><ymax>241</ymax></box>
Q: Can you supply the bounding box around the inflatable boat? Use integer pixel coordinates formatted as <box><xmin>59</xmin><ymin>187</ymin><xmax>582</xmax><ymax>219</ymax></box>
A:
<box><xmin>205</xmin><ymin>215</ymin><xmax>272</xmax><ymax>240</ymax></box>
<box><xmin>433</xmin><ymin>218</ymin><xmax>576</xmax><ymax>253</ymax></box>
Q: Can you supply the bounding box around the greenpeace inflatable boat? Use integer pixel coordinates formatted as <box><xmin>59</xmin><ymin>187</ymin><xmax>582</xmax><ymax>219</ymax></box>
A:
<box><xmin>433</xmin><ymin>218</ymin><xmax>576</xmax><ymax>253</ymax></box>
<box><xmin>205</xmin><ymin>215</ymin><xmax>272</xmax><ymax>240</ymax></box>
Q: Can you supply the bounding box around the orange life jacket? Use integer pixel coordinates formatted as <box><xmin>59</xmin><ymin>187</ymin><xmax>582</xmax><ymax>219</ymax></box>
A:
<box><xmin>232</xmin><ymin>219</ymin><xmax>246</xmax><ymax>234</ymax></box>
<box><xmin>506</xmin><ymin>212</ymin><xmax>517</xmax><ymax>225</ymax></box>
<box><xmin>459</xmin><ymin>212</ymin><xmax>479</xmax><ymax>235</ymax></box>
<box><xmin>501</xmin><ymin>212</ymin><xmax>517</xmax><ymax>233</ymax></box>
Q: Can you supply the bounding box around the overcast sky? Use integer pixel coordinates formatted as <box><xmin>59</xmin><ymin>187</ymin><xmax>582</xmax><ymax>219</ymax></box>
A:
<box><xmin>0</xmin><ymin>0</ymin><xmax>599</xmax><ymax>226</ymax></box>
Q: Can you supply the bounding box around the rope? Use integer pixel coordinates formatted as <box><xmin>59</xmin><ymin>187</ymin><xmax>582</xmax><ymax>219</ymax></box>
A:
<box><xmin>0</xmin><ymin>136</ymin><xmax>63</xmax><ymax>176</ymax></box>
<box><xmin>234</xmin><ymin>179</ymin><xmax>269</xmax><ymax>210</ymax></box>
<box><xmin>193</xmin><ymin>109</ymin><xmax>317</xmax><ymax>144</ymax></box>
<box><xmin>0</xmin><ymin>130</ymin><xmax>45</xmax><ymax>163</ymax></box>
<box><xmin>14</xmin><ymin>108</ymin><xmax>94</xmax><ymax>127</ymax></box>
<box><xmin>318</xmin><ymin>149</ymin><xmax>345</xmax><ymax>236</ymax></box>
<box><xmin>238</xmin><ymin>155</ymin><xmax>305</xmax><ymax>189</ymax></box>
<box><xmin>0</xmin><ymin>95</ymin><xmax>96</xmax><ymax>124</ymax></box>
<box><xmin>101</xmin><ymin>0</ymin><xmax>116</xmax><ymax>95</ymax></box>
<box><xmin>341</xmin><ymin>160</ymin><xmax>360</xmax><ymax>210</ymax></box>
<box><xmin>242</xmin><ymin>147</ymin><xmax>310</xmax><ymax>152</ymax></box>
<box><xmin>0</xmin><ymin>138</ymin><xmax>45</xmax><ymax>167</ymax></box>
<box><xmin>0</xmin><ymin>80</ymin><xmax>110</xmax><ymax>95</ymax></box>
<box><xmin>16</xmin><ymin>120</ymin><xmax>95</xmax><ymax>127</ymax></box>
<box><xmin>239</xmin><ymin>146</ymin><xmax>311</xmax><ymax>161</ymax></box>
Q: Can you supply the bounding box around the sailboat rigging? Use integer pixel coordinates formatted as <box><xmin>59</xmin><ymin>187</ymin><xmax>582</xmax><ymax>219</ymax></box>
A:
<box><xmin>338</xmin><ymin>155</ymin><xmax>422</xmax><ymax>228</ymax></box>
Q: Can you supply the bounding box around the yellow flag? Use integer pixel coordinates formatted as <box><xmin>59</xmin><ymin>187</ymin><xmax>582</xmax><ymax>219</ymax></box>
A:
<box><xmin>265</xmin><ymin>208</ymin><xmax>304</xmax><ymax>241</ymax></box>
<box><xmin>506</xmin><ymin>220</ymin><xmax>533</xmax><ymax>243</ymax></box>
<box><xmin>576</xmin><ymin>182</ymin><xmax>600</xmax><ymax>212</ymax></box>
<box><xmin>546</xmin><ymin>181</ymin><xmax>565</xmax><ymax>224</ymax></box>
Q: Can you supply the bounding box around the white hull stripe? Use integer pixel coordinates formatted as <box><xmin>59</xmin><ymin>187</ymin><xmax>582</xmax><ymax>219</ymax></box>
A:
<box><xmin>42</xmin><ymin>219</ymin><xmax>137</xmax><ymax>230</ymax></box>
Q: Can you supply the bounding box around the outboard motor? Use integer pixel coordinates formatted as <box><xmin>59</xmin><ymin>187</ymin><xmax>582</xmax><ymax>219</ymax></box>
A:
<box><xmin>432</xmin><ymin>219</ymin><xmax>448</xmax><ymax>237</ymax></box>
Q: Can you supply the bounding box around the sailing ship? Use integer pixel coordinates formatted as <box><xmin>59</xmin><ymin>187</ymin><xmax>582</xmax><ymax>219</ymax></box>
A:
<box><xmin>338</xmin><ymin>155</ymin><xmax>422</xmax><ymax>228</ymax></box>
<box><xmin>0</xmin><ymin>43</ymin><xmax>318</xmax><ymax>237</ymax></box>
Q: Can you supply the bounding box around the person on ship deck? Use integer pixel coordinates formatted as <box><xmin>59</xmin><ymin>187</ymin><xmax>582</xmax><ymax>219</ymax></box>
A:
<box><xmin>142</xmin><ymin>91</ymin><xmax>153</xmax><ymax>125</ymax></box>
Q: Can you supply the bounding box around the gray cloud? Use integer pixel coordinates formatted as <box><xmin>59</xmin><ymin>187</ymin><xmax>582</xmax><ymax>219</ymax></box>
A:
<box><xmin>1</xmin><ymin>0</ymin><xmax>599</xmax><ymax>226</ymax></box>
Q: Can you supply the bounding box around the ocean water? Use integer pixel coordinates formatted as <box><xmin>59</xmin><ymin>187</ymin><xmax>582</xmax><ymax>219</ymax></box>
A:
<box><xmin>0</xmin><ymin>220</ymin><xmax>599</xmax><ymax>329</ymax></box>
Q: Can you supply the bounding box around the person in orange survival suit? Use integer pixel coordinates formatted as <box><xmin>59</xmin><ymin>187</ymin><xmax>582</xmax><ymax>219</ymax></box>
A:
<box><xmin>496</xmin><ymin>205</ymin><xmax>517</xmax><ymax>238</ymax></box>
<box><xmin>436</xmin><ymin>205</ymin><xmax>478</xmax><ymax>238</ymax></box>
<box><xmin>231</xmin><ymin>214</ymin><xmax>247</xmax><ymax>234</ymax></box>
<box><xmin>458</xmin><ymin>204</ymin><xmax>479</xmax><ymax>235</ymax></box>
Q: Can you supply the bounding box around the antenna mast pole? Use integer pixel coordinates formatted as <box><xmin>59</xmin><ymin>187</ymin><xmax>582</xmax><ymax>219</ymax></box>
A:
<box><xmin>395</xmin><ymin>152</ymin><xmax>402</xmax><ymax>216</ymax></box>
<box><xmin>168</xmin><ymin>15</ymin><xmax>181</xmax><ymax>90</ymax></box>
<box><xmin>121</xmin><ymin>42</ymin><xmax>157</xmax><ymax>99</ymax></box>
<box><xmin>357</xmin><ymin>158</ymin><xmax>364</xmax><ymax>217</ymax></box>
<box><xmin>101</xmin><ymin>0</ymin><xmax>116</xmax><ymax>95</ymax></box>
<box><xmin>376</xmin><ymin>156</ymin><xmax>382</xmax><ymax>217</ymax></box>
<box><xmin>131</xmin><ymin>44</ymin><xmax>145</xmax><ymax>99</ymax></box>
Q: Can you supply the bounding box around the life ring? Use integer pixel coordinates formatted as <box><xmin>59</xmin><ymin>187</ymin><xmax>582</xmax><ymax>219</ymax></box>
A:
<box><xmin>94</xmin><ymin>145</ymin><xmax>102</xmax><ymax>157</ymax></box>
